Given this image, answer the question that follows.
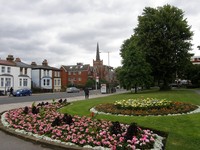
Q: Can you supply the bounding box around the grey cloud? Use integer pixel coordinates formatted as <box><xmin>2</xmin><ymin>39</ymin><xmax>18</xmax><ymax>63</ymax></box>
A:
<box><xmin>0</xmin><ymin>0</ymin><xmax>200</xmax><ymax>68</ymax></box>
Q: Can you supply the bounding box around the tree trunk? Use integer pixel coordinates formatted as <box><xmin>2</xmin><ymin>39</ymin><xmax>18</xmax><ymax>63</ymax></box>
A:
<box><xmin>160</xmin><ymin>79</ymin><xmax>171</xmax><ymax>91</ymax></box>
<box><xmin>135</xmin><ymin>84</ymin><xmax>138</xmax><ymax>93</ymax></box>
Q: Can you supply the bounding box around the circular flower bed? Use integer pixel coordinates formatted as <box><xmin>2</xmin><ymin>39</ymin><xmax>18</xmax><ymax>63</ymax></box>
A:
<box><xmin>1</xmin><ymin>99</ymin><xmax>165</xmax><ymax>150</ymax></box>
<box><xmin>94</xmin><ymin>98</ymin><xmax>198</xmax><ymax>116</ymax></box>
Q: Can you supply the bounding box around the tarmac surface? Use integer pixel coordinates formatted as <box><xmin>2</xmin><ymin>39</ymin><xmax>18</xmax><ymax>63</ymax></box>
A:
<box><xmin>0</xmin><ymin>90</ymin><xmax>126</xmax><ymax>150</ymax></box>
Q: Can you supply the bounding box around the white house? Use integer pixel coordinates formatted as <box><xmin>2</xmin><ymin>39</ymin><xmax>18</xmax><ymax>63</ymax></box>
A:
<box><xmin>0</xmin><ymin>55</ymin><xmax>31</xmax><ymax>95</ymax></box>
<box><xmin>15</xmin><ymin>57</ymin><xmax>32</xmax><ymax>90</ymax></box>
<box><xmin>31</xmin><ymin>59</ymin><xmax>61</xmax><ymax>92</ymax></box>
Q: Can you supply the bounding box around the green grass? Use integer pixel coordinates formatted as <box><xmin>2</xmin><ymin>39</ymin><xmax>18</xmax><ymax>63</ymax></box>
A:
<box><xmin>59</xmin><ymin>89</ymin><xmax>200</xmax><ymax>150</ymax></box>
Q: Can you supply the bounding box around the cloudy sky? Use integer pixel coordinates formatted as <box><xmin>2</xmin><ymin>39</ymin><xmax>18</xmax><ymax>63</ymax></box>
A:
<box><xmin>0</xmin><ymin>0</ymin><xmax>200</xmax><ymax>68</ymax></box>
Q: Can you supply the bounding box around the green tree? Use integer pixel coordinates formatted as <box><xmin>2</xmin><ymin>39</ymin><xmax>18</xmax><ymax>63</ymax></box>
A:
<box><xmin>115</xmin><ymin>66</ymin><xmax>126</xmax><ymax>89</ymax></box>
<box><xmin>120</xmin><ymin>35</ymin><xmax>152</xmax><ymax>93</ymax></box>
<box><xmin>186</xmin><ymin>64</ymin><xmax>200</xmax><ymax>87</ymax></box>
<box><xmin>134</xmin><ymin>4</ymin><xmax>193</xmax><ymax>90</ymax></box>
<box><xmin>85</xmin><ymin>78</ymin><xmax>95</xmax><ymax>89</ymax></box>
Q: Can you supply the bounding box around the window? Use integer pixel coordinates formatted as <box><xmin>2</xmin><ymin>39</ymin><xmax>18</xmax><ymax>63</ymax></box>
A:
<box><xmin>78</xmin><ymin>77</ymin><xmax>81</xmax><ymax>81</ymax></box>
<box><xmin>19</xmin><ymin>79</ymin><xmax>22</xmax><ymax>86</ymax></box>
<box><xmin>43</xmin><ymin>79</ymin><xmax>46</xmax><ymax>86</ymax></box>
<box><xmin>20</xmin><ymin>67</ymin><xmax>23</xmax><ymax>74</ymax></box>
<box><xmin>1</xmin><ymin>67</ymin><xmax>5</xmax><ymax>73</ymax></box>
<box><xmin>54</xmin><ymin>79</ymin><xmax>57</xmax><ymax>85</ymax></box>
<box><xmin>1</xmin><ymin>78</ymin><xmax>3</xmax><ymax>87</ymax></box>
<box><xmin>54</xmin><ymin>71</ymin><xmax>57</xmax><ymax>77</ymax></box>
<box><xmin>5</xmin><ymin>78</ymin><xmax>11</xmax><ymax>87</ymax></box>
<box><xmin>47</xmin><ymin>70</ymin><xmax>49</xmax><ymax>76</ymax></box>
<box><xmin>25</xmin><ymin>68</ymin><xmax>27</xmax><ymax>75</ymax></box>
<box><xmin>68</xmin><ymin>72</ymin><xmax>71</xmax><ymax>75</ymax></box>
<box><xmin>47</xmin><ymin>79</ymin><xmax>50</xmax><ymax>86</ymax></box>
<box><xmin>44</xmin><ymin>70</ymin><xmax>46</xmax><ymax>76</ymax></box>
<box><xmin>23</xmin><ymin>79</ymin><xmax>28</xmax><ymax>86</ymax></box>
<box><xmin>78</xmin><ymin>71</ymin><xmax>81</xmax><ymax>75</ymax></box>
<box><xmin>73</xmin><ymin>72</ymin><xmax>76</xmax><ymax>75</ymax></box>
<box><xmin>58</xmin><ymin>79</ymin><xmax>60</xmax><ymax>86</ymax></box>
<box><xmin>7</xmin><ymin>67</ymin><xmax>11</xmax><ymax>73</ymax></box>
<box><xmin>57</xmin><ymin>72</ymin><xmax>60</xmax><ymax>77</ymax></box>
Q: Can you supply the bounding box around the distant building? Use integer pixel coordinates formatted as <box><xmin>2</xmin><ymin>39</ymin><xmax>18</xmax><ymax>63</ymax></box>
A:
<box><xmin>93</xmin><ymin>43</ymin><xmax>115</xmax><ymax>83</ymax></box>
<box><xmin>60</xmin><ymin>63</ymin><xmax>92</xmax><ymax>89</ymax></box>
<box><xmin>0</xmin><ymin>55</ymin><xmax>31</xmax><ymax>95</ymax></box>
<box><xmin>191</xmin><ymin>56</ymin><xmax>200</xmax><ymax>65</ymax></box>
<box><xmin>31</xmin><ymin>59</ymin><xmax>61</xmax><ymax>92</ymax></box>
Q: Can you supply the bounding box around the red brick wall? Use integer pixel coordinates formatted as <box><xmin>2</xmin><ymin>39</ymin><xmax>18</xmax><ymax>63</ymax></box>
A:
<box><xmin>60</xmin><ymin>67</ymin><xmax>68</xmax><ymax>88</ymax></box>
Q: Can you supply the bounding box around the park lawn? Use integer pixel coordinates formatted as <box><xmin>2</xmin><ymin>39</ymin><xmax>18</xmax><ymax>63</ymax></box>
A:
<box><xmin>59</xmin><ymin>89</ymin><xmax>200</xmax><ymax>150</ymax></box>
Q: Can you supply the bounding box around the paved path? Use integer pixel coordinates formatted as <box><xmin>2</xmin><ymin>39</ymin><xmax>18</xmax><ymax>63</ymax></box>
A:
<box><xmin>0</xmin><ymin>91</ymin><xmax>126</xmax><ymax>150</ymax></box>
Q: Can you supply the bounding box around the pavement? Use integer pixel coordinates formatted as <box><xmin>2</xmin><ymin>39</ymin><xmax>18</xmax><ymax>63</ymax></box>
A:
<box><xmin>0</xmin><ymin>90</ymin><xmax>127</xmax><ymax>150</ymax></box>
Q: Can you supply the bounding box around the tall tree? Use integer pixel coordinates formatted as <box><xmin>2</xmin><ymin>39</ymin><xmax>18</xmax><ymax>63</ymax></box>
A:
<box><xmin>186</xmin><ymin>64</ymin><xmax>200</xmax><ymax>86</ymax></box>
<box><xmin>120</xmin><ymin>35</ymin><xmax>152</xmax><ymax>93</ymax></box>
<box><xmin>134</xmin><ymin>4</ymin><xmax>193</xmax><ymax>90</ymax></box>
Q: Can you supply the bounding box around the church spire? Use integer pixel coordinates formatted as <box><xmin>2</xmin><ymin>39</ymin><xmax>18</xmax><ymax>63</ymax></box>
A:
<box><xmin>96</xmin><ymin>42</ymin><xmax>100</xmax><ymax>61</ymax></box>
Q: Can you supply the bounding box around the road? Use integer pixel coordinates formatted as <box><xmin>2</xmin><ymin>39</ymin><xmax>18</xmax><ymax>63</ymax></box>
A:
<box><xmin>0</xmin><ymin>90</ymin><xmax>101</xmax><ymax>105</ymax></box>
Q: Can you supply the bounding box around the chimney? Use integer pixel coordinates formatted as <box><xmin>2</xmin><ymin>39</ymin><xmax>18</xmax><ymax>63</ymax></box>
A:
<box><xmin>6</xmin><ymin>55</ymin><xmax>14</xmax><ymax>61</ymax></box>
<box><xmin>77</xmin><ymin>62</ymin><xmax>83</xmax><ymax>65</ymax></box>
<box><xmin>42</xmin><ymin>59</ymin><xmax>48</xmax><ymax>66</ymax></box>
<box><xmin>15</xmin><ymin>58</ymin><xmax>21</xmax><ymax>62</ymax></box>
<box><xmin>31</xmin><ymin>62</ymin><xmax>37</xmax><ymax>66</ymax></box>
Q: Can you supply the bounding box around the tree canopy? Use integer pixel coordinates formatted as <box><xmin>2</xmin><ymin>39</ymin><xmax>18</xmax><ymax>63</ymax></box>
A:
<box><xmin>119</xmin><ymin>35</ymin><xmax>152</xmax><ymax>93</ymax></box>
<box><xmin>119</xmin><ymin>4</ymin><xmax>193</xmax><ymax>90</ymax></box>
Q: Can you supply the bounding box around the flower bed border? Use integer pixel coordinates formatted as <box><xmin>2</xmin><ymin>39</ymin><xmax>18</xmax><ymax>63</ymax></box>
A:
<box><xmin>90</xmin><ymin>105</ymin><xmax>200</xmax><ymax>117</ymax></box>
<box><xmin>0</xmin><ymin>105</ymin><xmax>168</xmax><ymax>150</ymax></box>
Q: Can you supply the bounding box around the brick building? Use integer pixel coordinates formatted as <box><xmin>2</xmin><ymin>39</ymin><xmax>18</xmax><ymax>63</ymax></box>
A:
<box><xmin>93</xmin><ymin>43</ymin><xmax>115</xmax><ymax>83</ymax></box>
<box><xmin>60</xmin><ymin>63</ymin><xmax>92</xmax><ymax>89</ymax></box>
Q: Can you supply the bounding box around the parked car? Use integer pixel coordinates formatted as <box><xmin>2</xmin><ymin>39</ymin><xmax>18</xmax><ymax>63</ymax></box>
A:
<box><xmin>66</xmin><ymin>87</ymin><xmax>80</xmax><ymax>93</ymax></box>
<box><xmin>13</xmin><ymin>88</ymin><xmax>32</xmax><ymax>97</ymax></box>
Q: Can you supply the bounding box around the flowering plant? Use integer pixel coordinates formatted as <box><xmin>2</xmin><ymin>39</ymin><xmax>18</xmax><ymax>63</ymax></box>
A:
<box><xmin>2</xmin><ymin>100</ymin><xmax>163</xmax><ymax>150</ymax></box>
<box><xmin>114</xmin><ymin>98</ymin><xmax>172</xmax><ymax>110</ymax></box>
<box><xmin>94</xmin><ymin>98</ymin><xmax>198</xmax><ymax>116</ymax></box>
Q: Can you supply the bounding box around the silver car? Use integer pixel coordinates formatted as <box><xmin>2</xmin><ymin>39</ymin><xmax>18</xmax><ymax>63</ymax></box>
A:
<box><xmin>66</xmin><ymin>87</ymin><xmax>80</xmax><ymax>93</ymax></box>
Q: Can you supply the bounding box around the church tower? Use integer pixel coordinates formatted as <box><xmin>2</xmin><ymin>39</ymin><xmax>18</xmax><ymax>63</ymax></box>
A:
<box><xmin>93</xmin><ymin>43</ymin><xmax>104</xmax><ymax>79</ymax></box>
<box><xmin>93</xmin><ymin>42</ymin><xmax>103</xmax><ymax>66</ymax></box>
<box><xmin>96</xmin><ymin>42</ymin><xmax>100</xmax><ymax>61</ymax></box>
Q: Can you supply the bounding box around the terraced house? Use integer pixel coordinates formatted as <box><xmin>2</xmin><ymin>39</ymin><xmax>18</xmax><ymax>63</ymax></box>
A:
<box><xmin>31</xmin><ymin>59</ymin><xmax>61</xmax><ymax>92</ymax></box>
<box><xmin>0</xmin><ymin>55</ymin><xmax>31</xmax><ymax>95</ymax></box>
